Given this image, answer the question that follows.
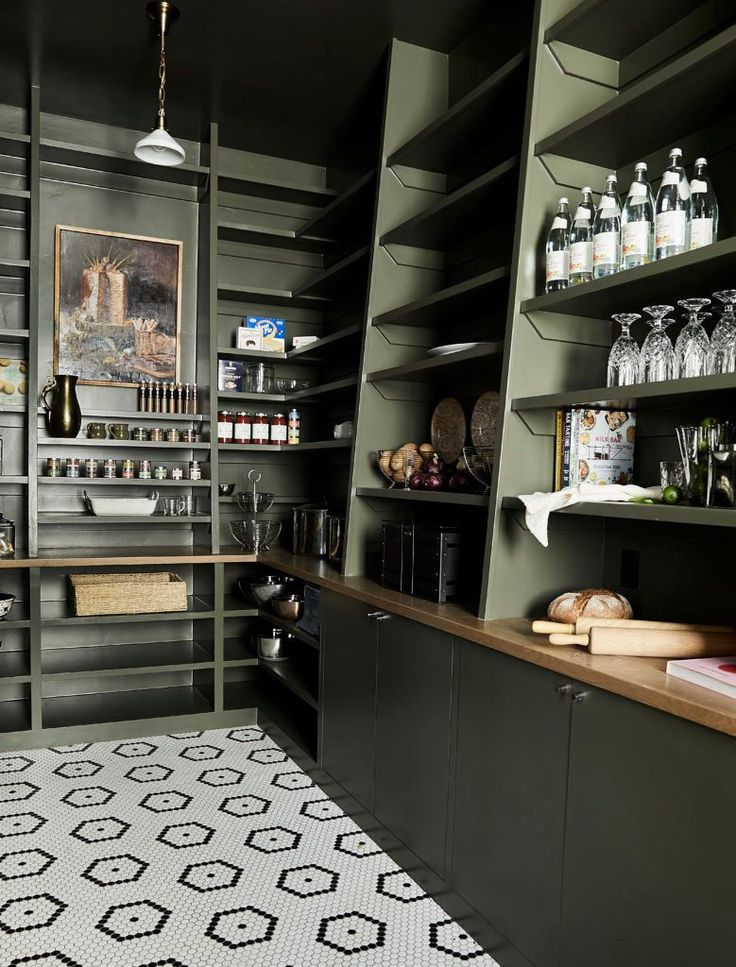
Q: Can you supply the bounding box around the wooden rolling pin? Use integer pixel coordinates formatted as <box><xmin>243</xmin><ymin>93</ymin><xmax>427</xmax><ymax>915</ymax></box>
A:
<box><xmin>532</xmin><ymin>618</ymin><xmax>733</xmax><ymax>636</ymax></box>
<box><xmin>588</xmin><ymin>625</ymin><xmax>736</xmax><ymax>657</ymax></box>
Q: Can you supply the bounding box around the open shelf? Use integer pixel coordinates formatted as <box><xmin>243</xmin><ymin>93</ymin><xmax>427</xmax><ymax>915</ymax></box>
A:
<box><xmin>42</xmin><ymin>640</ymin><xmax>214</xmax><ymax>678</ymax></box>
<box><xmin>380</xmin><ymin>157</ymin><xmax>518</xmax><ymax>249</ymax></box>
<box><xmin>255</xmin><ymin>653</ymin><xmax>319</xmax><ymax>709</ymax></box>
<box><xmin>41</xmin><ymin>595</ymin><xmax>215</xmax><ymax>626</ymax></box>
<box><xmin>0</xmin><ymin>652</ymin><xmax>30</xmax><ymax>681</ymax></box>
<box><xmin>37</xmin><ymin>438</ymin><xmax>210</xmax><ymax>450</ymax></box>
<box><xmin>39</xmin><ymin>477</ymin><xmax>211</xmax><ymax>488</ymax></box>
<box><xmin>0</xmin><ymin>130</ymin><xmax>30</xmax><ymax>159</ymax></box>
<box><xmin>536</xmin><ymin>25</ymin><xmax>736</xmax><ymax>167</ymax></box>
<box><xmin>293</xmin><ymin>246</ymin><xmax>370</xmax><ymax>299</ymax></box>
<box><xmin>38</xmin><ymin>513</ymin><xmax>212</xmax><ymax>525</ymax></box>
<box><xmin>223</xmin><ymin>638</ymin><xmax>260</xmax><ymax>666</ymax></box>
<box><xmin>218</xmin><ymin>171</ymin><xmax>338</xmax><ymax>205</ymax></box>
<box><xmin>217</xmin><ymin>374</ymin><xmax>357</xmax><ymax>405</ymax></box>
<box><xmin>42</xmin><ymin>685</ymin><xmax>213</xmax><ymax>730</ymax></box>
<box><xmin>356</xmin><ymin>486</ymin><xmax>489</xmax><ymax>507</ymax></box>
<box><xmin>0</xmin><ymin>700</ymin><xmax>30</xmax><ymax>734</ymax></box>
<box><xmin>0</xmin><ymin>186</ymin><xmax>30</xmax><ymax>212</ymax></box>
<box><xmin>372</xmin><ymin>267</ymin><xmax>510</xmax><ymax>329</ymax></box>
<box><xmin>521</xmin><ymin>236</ymin><xmax>736</xmax><ymax>318</ymax></box>
<box><xmin>0</xmin><ymin>327</ymin><xmax>30</xmax><ymax>343</ymax></box>
<box><xmin>59</xmin><ymin>408</ymin><xmax>207</xmax><ymax>423</ymax></box>
<box><xmin>0</xmin><ymin>258</ymin><xmax>30</xmax><ymax>278</ymax></box>
<box><xmin>367</xmin><ymin>341</ymin><xmax>504</xmax><ymax>383</ymax></box>
<box><xmin>218</xmin><ymin>439</ymin><xmax>352</xmax><ymax>453</ymax></box>
<box><xmin>502</xmin><ymin>495</ymin><xmax>736</xmax><ymax>528</ymax></box>
<box><xmin>297</xmin><ymin>170</ymin><xmax>376</xmax><ymax>240</ymax></box>
<box><xmin>0</xmin><ymin>604</ymin><xmax>30</xmax><ymax>630</ymax></box>
<box><xmin>223</xmin><ymin>679</ymin><xmax>317</xmax><ymax>762</ymax></box>
<box><xmin>217</xmin><ymin>281</ymin><xmax>328</xmax><ymax>310</ymax></box>
<box><xmin>40</xmin><ymin>138</ymin><xmax>209</xmax><ymax>186</ymax></box>
<box><xmin>257</xmin><ymin>609</ymin><xmax>319</xmax><ymax>650</ymax></box>
<box><xmin>0</xmin><ymin>475</ymin><xmax>28</xmax><ymax>485</ymax></box>
<box><xmin>223</xmin><ymin>594</ymin><xmax>260</xmax><ymax>618</ymax></box>
<box><xmin>388</xmin><ymin>50</ymin><xmax>529</xmax><ymax>174</ymax></box>
<box><xmin>512</xmin><ymin>373</ymin><xmax>736</xmax><ymax>412</ymax></box>
<box><xmin>218</xmin><ymin>220</ymin><xmax>328</xmax><ymax>252</ymax></box>
<box><xmin>217</xmin><ymin>321</ymin><xmax>362</xmax><ymax>362</ymax></box>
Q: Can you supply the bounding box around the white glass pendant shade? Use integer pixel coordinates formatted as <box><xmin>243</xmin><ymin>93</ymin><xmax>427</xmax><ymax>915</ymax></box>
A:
<box><xmin>134</xmin><ymin>126</ymin><xmax>186</xmax><ymax>166</ymax></box>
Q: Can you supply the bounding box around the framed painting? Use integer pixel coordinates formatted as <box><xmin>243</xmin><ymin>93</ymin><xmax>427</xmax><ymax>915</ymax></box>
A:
<box><xmin>54</xmin><ymin>225</ymin><xmax>183</xmax><ymax>386</ymax></box>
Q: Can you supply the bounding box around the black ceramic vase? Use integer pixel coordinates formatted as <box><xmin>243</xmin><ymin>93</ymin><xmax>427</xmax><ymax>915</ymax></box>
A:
<box><xmin>42</xmin><ymin>374</ymin><xmax>82</xmax><ymax>438</ymax></box>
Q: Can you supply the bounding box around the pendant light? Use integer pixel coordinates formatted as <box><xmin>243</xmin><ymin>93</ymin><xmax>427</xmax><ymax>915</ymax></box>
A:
<box><xmin>134</xmin><ymin>1</ymin><xmax>186</xmax><ymax>166</ymax></box>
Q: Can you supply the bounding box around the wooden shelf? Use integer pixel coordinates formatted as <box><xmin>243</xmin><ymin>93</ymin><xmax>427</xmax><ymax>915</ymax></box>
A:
<box><xmin>372</xmin><ymin>267</ymin><xmax>510</xmax><ymax>329</ymax></box>
<box><xmin>297</xmin><ymin>171</ymin><xmax>376</xmax><ymax>240</ymax></box>
<box><xmin>42</xmin><ymin>685</ymin><xmax>213</xmax><ymax>730</ymax></box>
<box><xmin>41</xmin><ymin>595</ymin><xmax>215</xmax><ymax>625</ymax></box>
<box><xmin>223</xmin><ymin>638</ymin><xmax>260</xmax><ymax>665</ymax></box>
<box><xmin>0</xmin><ymin>699</ymin><xmax>30</xmax><ymax>734</ymax></box>
<box><xmin>0</xmin><ymin>475</ymin><xmax>28</xmax><ymax>485</ymax></box>
<box><xmin>367</xmin><ymin>341</ymin><xmax>504</xmax><ymax>383</ymax></box>
<box><xmin>0</xmin><ymin>651</ymin><xmax>30</xmax><ymax>681</ymax></box>
<box><xmin>218</xmin><ymin>220</ymin><xmax>328</xmax><ymax>252</ymax></box>
<box><xmin>217</xmin><ymin>281</ymin><xmax>328</xmax><ymax>310</ymax></box>
<box><xmin>0</xmin><ymin>258</ymin><xmax>30</xmax><ymax>278</ymax></box>
<box><xmin>38</xmin><ymin>513</ymin><xmax>212</xmax><ymax>525</ymax></box>
<box><xmin>39</xmin><ymin>477</ymin><xmax>211</xmax><ymax>488</ymax></box>
<box><xmin>0</xmin><ymin>130</ymin><xmax>30</xmax><ymax>160</ymax></box>
<box><xmin>380</xmin><ymin>157</ymin><xmax>518</xmax><ymax>249</ymax></box>
<box><xmin>388</xmin><ymin>51</ymin><xmax>529</xmax><ymax>174</ymax></box>
<box><xmin>42</xmin><ymin>640</ymin><xmax>214</xmax><ymax>677</ymax></box>
<box><xmin>0</xmin><ymin>327</ymin><xmax>29</xmax><ymax>343</ymax></box>
<box><xmin>536</xmin><ymin>26</ymin><xmax>736</xmax><ymax>167</ymax></box>
<box><xmin>512</xmin><ymin>373</ymin><xmax>736</xmax><ymax>412</ymax></box>
<box><xmin>216</xmin><ymin>321</ymin><xmax>362</xmax><ymax>361</ymax></box>
<box><xmin>502</xmin><ymin>495</ymin><xmax>736</xmax><ymax>528</ymax></box>
<box><xmin>217</xmin><ymin>373</ymin><xmax>357</xmax><ymax>405</ymax></box>
<box><xmin>37</xmin><ymin>437</ymin><xmax>211</xmax><ymax>450</ymax></box>
<box><xmin>356</xmin><ymin>486</ymin><xmax>488</xmax><ymax>507</ymax></box>
<box><xmin>218</xmin><ymin>172</ymin><xmax>338</xmax><ymax>205</ymax></box>
<box><xmin>293</xmin><ymin>246</ymin><xmax>370</xmax><ymax>298</ymax></box>
<box><xmin>0</xmin><ymin>603</ymin><xmax>31</xmax><ymax>630</ymax></box>
<box><xmin>521</xmin><ymin>236</ymin><xmax>736</xmax><ymax>318</ymax></box>
<box><xmin>56</xmin><ymin>408</ymin><xmax>207</xmax><ymax>423</ymax></box>
<box><xmin>223</xmin><ymin>594</ymin><xmax>260</xmax><ymax>618</ymax></box>
<box><xmin>40</xmin><ymin>138</ymin><xmax>209</xmax><ymax>186</ymax></box>
<box><xmin>218</xmin><ymin>439</ymin><xmax>352</xmax><ymax>453</ymax></box>
<box><xmin>223</xmin><ymin>680</ymin><xmax>317</xmax><ymax>761</ymax></box>
<box><xmin>257</xmin><ymin>608</ymin><xmax>319</xmax><ymax>650</ymax></box>
<box><xmin>257</xmin><ymin>652</ymin><xmax>319</xmax><ymax>709</ymax></box>
<box><xmin>0</xmin><ymin>187</ymin><xmax>30</xmax><ymax>212</ymax></box>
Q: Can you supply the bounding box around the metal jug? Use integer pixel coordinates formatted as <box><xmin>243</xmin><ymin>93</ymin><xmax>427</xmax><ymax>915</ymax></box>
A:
<box><xmin>292</xmin><ymin>504</ymin><xmax>330</xmax><ymax>557</ymax></box>
<box><xmin>42</xmin><ymin>374</ymin><xmax>81</xmax><ymax>438</ymax></box>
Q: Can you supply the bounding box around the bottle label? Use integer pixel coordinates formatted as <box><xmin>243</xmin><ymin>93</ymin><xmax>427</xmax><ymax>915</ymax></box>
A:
<box><xmin>573</xmin><ymin>208</ymin><xmax>591</xmax><ymax>221</ymax></box>
<box><xmin>661</xmin><ymin>170</ymin><xmax>680</xmax><ymax>186</ymax></box>
<box><xmin>217</xmin><ymin>421</ymin><xmax>232</xmax><ymax>440</ymax></box>
<box><xmin>593</xmin><ymin>231</ymin><xmax>619</xmax><ymax>266</ymax></box>
<box><xmin>655</xmin><ymin>210</ymin><xmax>686</xmax><ymax>249</ymax></box>
<box><xmin>271</xmin><ymin>423</ymin><xmax>288</xmax><ymax>443</ymax></box>
<box><xmin>253</xmin><ymin>422</ymin><xmax>269</xmax><ymax>442</ymax></box>
<box><xmin>288</xmin><ymin>427</ymin><xmax>300</xmax><ymax>444</ymax></box>
<box><xmin>690</xmin><ymin>217</ymin><xmax>713</xmax><ymax>249</ymax></box>
<box><xmin>570</xmin><ymin>240</ymin><xmax>592</xmax><ymax>275</ymax></box>
<box><xmin>598</xmin><ymin>195</ymin><xmax>618</xmax><ymax>210</ymax></box>
<box><xmin>234</xmin><ymin>422</ymin><xmax>251</xmax><ymax>442</ymax></box>
<box><xmin>551</xmin><ymin>216</ymin><xmax>568</xmax><ymax>230</ymax></box>
<box><xmin>690</xmin><ymin>179</ymin><xmax>707</xmax><ymax>194</ymax></box>
<box><xmin>628</xmin><ymin>181</ymin><xmax>648</xmax><ymax>198</ymax></box>
<box><xmin>545</xmin><ymin>250</ymin><xmax>569</xmax><ymax>282</ymax></box>
<box><xmin>622</xmin><ymin>221</ymin><xmax>651</xmax><ymax>257</ymax></box>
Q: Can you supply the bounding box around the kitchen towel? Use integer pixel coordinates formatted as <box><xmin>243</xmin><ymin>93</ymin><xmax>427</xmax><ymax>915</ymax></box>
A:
<box><xmin>518</xmin><ymin>483</ymin><xmax>662</xmax><ymax>546</ymax></box>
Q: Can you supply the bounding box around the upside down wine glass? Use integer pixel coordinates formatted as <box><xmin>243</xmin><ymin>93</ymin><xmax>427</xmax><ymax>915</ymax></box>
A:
<box><xmin>708</xmin><ymin>290</ymin><xmax>736</xmax><ymax>375</ymax></box>
<box><xmin>639</xmin><ymin>305</ymin><xmax>676</xmax><ymax>382</ymax></box>
<box><xmin>606</xmin><ymin>313</ymin><xmax>641</xmax><ymax>387</ymax></box>
<box><xmin>675</xmin><ymin>298</ymin><xmax>711</xmax><ymax>378</ymax></box>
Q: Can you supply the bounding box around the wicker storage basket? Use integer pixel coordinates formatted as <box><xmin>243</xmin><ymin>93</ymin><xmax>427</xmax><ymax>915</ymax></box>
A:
<box><xmin>68</xmin><ymin>572</ymin><xmax>188</xmax><ymax>617</ymax></box>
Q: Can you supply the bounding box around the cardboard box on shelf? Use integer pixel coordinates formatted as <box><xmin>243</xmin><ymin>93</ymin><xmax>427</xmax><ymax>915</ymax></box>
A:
<box><xmin>245</xmin><ymin>316</ymin><xmax>285</xmax><ymax>352</ymax></box>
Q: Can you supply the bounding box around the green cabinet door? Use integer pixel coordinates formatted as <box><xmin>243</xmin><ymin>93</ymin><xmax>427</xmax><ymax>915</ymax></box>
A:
<box><xmin>561</xmin><ymin>686</ymin><xmax>736</xmax><ymax>967</ymax></box>
<box><xmin>320</xmin><ymin>590</ymin><xmax>377</xmax><ymax>810</ymax></box>
<box><xmin>450</xmin><ymin>642</ymin><xmax>571</xmax><ymax>967</ymax></box>
<box><xmin>373</xmin><ymin>614</ymin><xmax>455</xmax><ymax>876</ymax></box>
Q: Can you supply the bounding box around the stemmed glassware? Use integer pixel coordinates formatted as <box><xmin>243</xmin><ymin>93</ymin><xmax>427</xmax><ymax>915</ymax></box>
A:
<box><xmin>606</xmin><ymin>313</ymin><xmax>641</xmax><ymax>387</ymax></box>
<box><xmin>708</xmin><ymin>290</ymin><xmax>736</xmax><ymax>375</ymax></box>
<box><xmin>675</xmin><ymin>298</ymin><xmax>711</xmax><ymax>378</ymax></box>
<box><xmin>639</xmin><ymin>305</ymin><xmax>676</xmax><ymax>382</ymax></box>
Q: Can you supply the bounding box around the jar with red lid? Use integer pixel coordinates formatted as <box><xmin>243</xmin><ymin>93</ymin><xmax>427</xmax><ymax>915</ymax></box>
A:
<box><xmin>252</xmin><ymin>412</ymin><xmax>270</xmax><ymax>445</ymax></box>
<box><xmin>217</xmin><ymin>409</ymin><xmax>234</xmax><ymax>444</ymax></box>
<box><xmin>234</xmin><ymin>411</ymin><xmax>252</xmax><ymax>444</ymax></box>
<box><xmin>270</xmin><ymin>412</ymin><xmax>287</xmax><ymax>446</ymax></box>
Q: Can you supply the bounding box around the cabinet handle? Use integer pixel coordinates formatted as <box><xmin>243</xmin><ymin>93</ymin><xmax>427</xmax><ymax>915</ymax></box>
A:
<box><xmin>367</xmin><ymin>611</ymin><xmax>390</xmax><ymax>621</ymax></box>
<box><xmin>572</xmin><ymin>690</ymin><xmax>589</xmax><ymax>703</ymax></box>
<box><xmin>555</xmin><ymin>684</ymin><xmax>573</xmax><ymax>696</ymax></box>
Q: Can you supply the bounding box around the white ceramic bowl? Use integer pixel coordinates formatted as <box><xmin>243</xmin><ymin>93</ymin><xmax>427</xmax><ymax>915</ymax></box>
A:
<box><xmin>84</xmin><ymin>491</ymin><xmax>159</xmax><ymax>517</ymax></box>
<box><xmin>0</xmin><ymin>592</ymin><xmax>15</xmax><ymax>620</ymax></box>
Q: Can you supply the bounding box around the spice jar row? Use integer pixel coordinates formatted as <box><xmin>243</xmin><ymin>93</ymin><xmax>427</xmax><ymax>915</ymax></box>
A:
<box><xmin>217</xmin><ymin>409</ymin><xmax>301</xmax><ymax>445</ymax></box>
<box><xmin>45</xmin><ymin>458</ymin><xmax>205</xmax><ymax>480</ymax></box>
<box><xmin>137</xmin><ymin>381</ymin><xmax>199</xmax><ymax>414</ymax></box>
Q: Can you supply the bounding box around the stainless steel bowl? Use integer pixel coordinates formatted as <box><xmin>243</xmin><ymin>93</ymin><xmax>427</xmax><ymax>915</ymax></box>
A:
<box><xmin>253</xmin><ymin>629</ymin><xmax>293</xmax><ymax>662</ymax></box>
<box><xmin>218</xmin><ymin>482</ymin><xmax>235</xmax><ymax>497</ymax></box>
<box><xmin>270</xmin><ymin>593</ymin><xmax>304</xmax><ymax>622</ymax></box>
<box><xmin>247</xmin><ymin>574</ymin><xmax>296</xmax><ymax>606</ymax></box>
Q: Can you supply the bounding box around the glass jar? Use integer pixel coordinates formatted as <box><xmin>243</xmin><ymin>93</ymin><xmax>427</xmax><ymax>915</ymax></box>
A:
<box><xmin>103</xmin><ymin>458</ymin><xmax>117</xmax><ymax>479</ymax></box>
<box><xmin>46</xmin><ymin>457</ymin><xmax>62</xmax><ymax>477</ymax></box>
<box><xmin>217</xmin><ymin>410</ymin><xmax>234</xmax><ymax>444</ymax></box>
<box><xmin>188</xmin><ymin>460</ymin><xmax>202</xmax><ymax>481</ymax></box>
<box><xmin>121</xmin><ymin>458</ymin><xmax>135</xmax><ymax>479</ymax></box>
<box><xmin>171</xmin><ymin>467</ymin><xmax>184</xmax><ymax>480</ymax></box>
<box><xmin>288</xmin><ymin>408</ymin><xmax>301</xmax><ymax>445</ymax></box>
<box><xmin>234</xmin><ymin>411</ymin><xmax>252</xmax><ymax>444</ymax></box>
<box><xmin>84</xmin><ymin>458</ymin><xmax>99</xmax><ymax>478</ymax></box>
<box><xmin>65</xmin><ymin>457</ymin><xmax>80</xmax><ymax>478</ymax></box>
<box><xmin>154</xmin><ymin>465</ymin><xmax>168</xmax><ymax>480</ymax></box>
<box><xmin>252</xmin><ymin>412</ymin><xmax>270</xmax><ymax>445</ymax></box>
<box><xmin>270</xmin><ymin>412</ymin><xmax>287</xmax><ymax>445</ymax></box>
<box><xmin>245</xmin><ymin>363</ymin><xmax>274</xmax><ymax>394</ymax></box>
<box><xmin>0</xmin><ymin>512</ymin><xmax>15</xmax><ymax>558</ymax></box>
<box><xmin>138</xmin><ymin>459</ymin><xmax>152</xmax><ymax>480</ymax></box>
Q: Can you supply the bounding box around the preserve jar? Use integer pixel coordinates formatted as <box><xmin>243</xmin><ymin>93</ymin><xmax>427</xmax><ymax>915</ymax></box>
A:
<box><xmin>252</xmin><ymin>412</ymin><xmax>270</xmax><ymax>445</ymax></box>
<box><xmin>234</xmin><ymin>411</ymin><xmax>252</xmax><ymax>444</ymax></box>
<box><xmin>217</xmin><ymin>409</ymin><xmax>234</xmax><ymax>444</ymax></box>
<box><xmin>270</xmin><ymin>412</ymin><xmax>287</xmax><ymax>445</ymax></box>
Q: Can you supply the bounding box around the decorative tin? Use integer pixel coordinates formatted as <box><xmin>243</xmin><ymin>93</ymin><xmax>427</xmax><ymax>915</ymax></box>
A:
<box><xmin>121</xmin><ymin>458</ymin><xmax>135</xmax><ymax>479</ymax></box>
<box><xmin>103</xmin><ymin>458</ymin><xmax>117</xmax><ymax>478</ymax></box>
<box><xmin>171</xmin><ymin>467</ymin><xmax>184</xmax><ymax>480</ymax></box>
<box><xmin>154</xmin><ymin>465</ymin><xmax>168</xmax><ymax>480</ymax></box>
<box><xmin>64</xmin><ymin>457</ymin><xmax>80</xmax><ymax>478</ymax></box>
<box><xmin>138</xmin><ymin>459</ymin><xmax>152</xmax><ymax>479</ymax></box>
<box><xmin>84</xmin><ymin>458</ymin><xmax>99</xmax><ymax>478</ymax></box>
<box><xmin>46</xmin><ymin>457</ymin><xmax>62</xmax><ymax>477</ymax></box>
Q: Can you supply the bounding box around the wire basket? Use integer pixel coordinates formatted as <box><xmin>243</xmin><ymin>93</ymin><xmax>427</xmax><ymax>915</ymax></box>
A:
<box><xmin>463</xmin><ymin>446</ymin><xmax>495</xmax><ymax>493</ymax></box>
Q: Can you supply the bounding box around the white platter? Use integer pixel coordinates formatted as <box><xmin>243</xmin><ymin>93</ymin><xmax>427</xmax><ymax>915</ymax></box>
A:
<box><xmin>426</xmin><ymin>342</ymin><xmax>488</xmax><ymax>357</ymax></box>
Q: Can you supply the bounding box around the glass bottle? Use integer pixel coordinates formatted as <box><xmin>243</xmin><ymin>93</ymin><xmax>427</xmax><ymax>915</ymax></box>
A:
<box><xmin>655</xmin><ymin>147</ymin><xmax>691</xmax><ymax>259</ymax></box>
<box><xmin>0</xmin><ymin>510</ymin><xmax>15</xmax><ymax>558</ymax></box>
<box><xmin>690</xmin><ymin>157</ymin><xmax>718</xmax><ymax>251</ymax></box>
<box><xmin>593</xmin><ymin>175</ymin><xmax>621</xmax><ymax>278</ymax></box>
<box><xmin>288</xmin><ymin>408</ymin><xmax>301</xmax><ymax>445</ymax></box>
<box><xmin>544</xmin><ymin>197</ymin><xmax>571</xmax><ymax>293</ymax></box>
<box><xmin>569</xmin><ymin>187</ymin><xmax>596</xmax><ymax>286</ymax></box>
<box><xmin>621</xmin><ymin>162</ymin><xmax>654</xmax><ymax>270</ymax></box>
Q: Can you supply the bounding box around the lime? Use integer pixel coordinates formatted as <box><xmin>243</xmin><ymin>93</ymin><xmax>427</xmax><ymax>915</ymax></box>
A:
<box><xmin>662</xmin><ymin>485</ymin><xmax>682</xmax><ymax>505</ymax></box>
<box><xmin>699</xmin><ymin>416</ymin><xmax>718</xmax><ymax>428</ymax></box>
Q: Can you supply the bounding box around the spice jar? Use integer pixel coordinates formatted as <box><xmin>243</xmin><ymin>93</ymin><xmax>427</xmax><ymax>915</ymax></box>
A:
<box><xmin>154</xmin><ymin>465</ymin><xmax>168</xmax><ymax>480</ymax></box>
<box><xmin>171</xmin><ymin>467</ymin><xmax>184</xmax><ymax>480</ymax></box>
<box><xmin>288</xmin><ymin>408</ymin><xmax>301</xmax><ymax>445</ymax></box>
<box><xmin>234</xmin><ymin>411</ymin><xmax>252</xmax><ymax>444</ymax></box>
<box><xmin>188</xmin><ymin>460</ymin><xmax>202</xmax><ymax>481</ymax></box>
<box><xmin>181</xmin><ymin>428</ymin><xmax>196</xmax><ymax>444</ymax></box>
<box><xmin>46</xmin><ymin>457</ymin><xmax>62</xmax><ymax>477</ymax></box>
<box><xmin>84</xmin><ymin>458</ymin><xmax>99</xmax><ymax>478</ymax></box>
<box><xmin>252</xmin><ymin>412</ymin><xmax>270</xmax><ymax>445</ymax></box>
<box><xmin>65</xmin><ymin>457</ymin><xmax>80</xmax><ymax>478</ymax></box>
<box><xmin>217</xmin><ymin>410</ymin><xmax>234</xmax><ymax>444</ymax></box>
<box><xmin>165</xmin><ymin>428</ymin><xmax>181</xmax><ymax>444</ymax></box>
<box><xmin>150</xmin><ymin>427</ymin><xmax>164</xmax><ymax>443</ymax></box>
<box><xmin>121</xmin><ymin>458</ymin><xmax>135</xmax><ymax>479</ymax></box>
<box><xmin>103</xmin><ymin>458</ymin><xmax>117</xmax><ymax>479</ymax></box>
<box><xmin>270</xmin><ymin>412</ymin><xmax>287</xmax><ymax>445</ymax></box>
<box><xmin>138</xmin><ymin>459</ymin><xmax>152</xmax><ymax>480</ymax></box>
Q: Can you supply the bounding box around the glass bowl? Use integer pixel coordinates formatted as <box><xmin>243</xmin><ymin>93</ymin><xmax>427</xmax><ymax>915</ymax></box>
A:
<box><xmin>230</xmin><ymin>519</ymin><xmax>282</xmax><ymax>552</ymax></box>
<box><xmin>236</xmin><ymin>491</ymin><xmax>275</xmax><ymax>513</ymax></box>
<box><xmin>275</xmin><ymin>377</ymin><xmax>311</xmax><ymax>393</ymax></box>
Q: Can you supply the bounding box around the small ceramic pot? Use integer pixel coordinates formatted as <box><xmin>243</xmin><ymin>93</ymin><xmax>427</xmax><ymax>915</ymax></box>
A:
<box><xmin>86</xmin><ymin>422</ymin><xmax>106</xmax><ymax>439</ymax></box>
<box><xmin>108</xmin><ymin>423</ymin><xmax>130</xmax><ymax>440</ymax></box>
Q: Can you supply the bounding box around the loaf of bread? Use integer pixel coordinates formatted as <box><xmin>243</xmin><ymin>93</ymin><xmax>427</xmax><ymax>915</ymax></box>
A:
<box><xmin>547</xmin><ymin>588</ymin><xmax>632</xmax><ymax>624</ymax></box>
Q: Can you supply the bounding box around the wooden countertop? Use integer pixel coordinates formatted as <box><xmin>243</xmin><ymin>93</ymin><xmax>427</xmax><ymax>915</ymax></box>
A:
<box><xmin>0</xmin><ymin>546</ymin><xmax>257</xmax><ymax>568</ymax></box>
<box><xmin>260</xmin><ymin>548</ymin><xmax>736</xmax><ymax>738</ymax></box>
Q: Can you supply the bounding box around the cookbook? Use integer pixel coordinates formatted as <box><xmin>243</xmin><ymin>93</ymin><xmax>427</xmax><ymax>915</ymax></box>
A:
<box><xmin>554</xmin><ymin>407</ymin><xmax>636</xmax><ymax>490</ymax></box>
<box><xmin>666</xmin><ymin>656</ymin><xmax>736</xmax><ymax>700</ymax></box>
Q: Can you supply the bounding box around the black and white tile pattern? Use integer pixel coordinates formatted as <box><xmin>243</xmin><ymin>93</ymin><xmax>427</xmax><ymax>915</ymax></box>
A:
<box><xmin>0</xmin><ymin>728</ymin><xmax>498</xmax><ymax>965</ymax></box>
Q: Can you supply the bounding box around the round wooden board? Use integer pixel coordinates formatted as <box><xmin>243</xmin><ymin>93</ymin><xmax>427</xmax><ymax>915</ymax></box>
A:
<box><xmin>431</xmin><ymin>397</ymin><xmax>466</xmax><ymax>463</ymax></box>
<box><xmin>471</xmin><ymin>390</ymin><xmax>500</xmax><ymax>449</ymax></box>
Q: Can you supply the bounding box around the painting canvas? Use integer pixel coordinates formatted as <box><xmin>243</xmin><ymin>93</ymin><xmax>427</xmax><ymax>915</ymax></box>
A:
<box><xmin>54</xmin><ymin>225</ymin><xmax>182</xmax><ymax>386</ymax></box>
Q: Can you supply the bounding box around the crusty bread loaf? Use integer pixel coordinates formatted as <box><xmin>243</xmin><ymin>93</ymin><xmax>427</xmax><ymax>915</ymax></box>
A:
<box><xmin>547</xmin><ymin>588</ymin><xmax>632</xmax><ymax>624</ymax></box>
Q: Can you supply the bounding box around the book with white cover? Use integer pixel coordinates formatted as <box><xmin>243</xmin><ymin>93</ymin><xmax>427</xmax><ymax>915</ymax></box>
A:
<box><xmin>666</xmin><ymin>656</ymin><xmax>736</xmax><ymax>700</ymax></box>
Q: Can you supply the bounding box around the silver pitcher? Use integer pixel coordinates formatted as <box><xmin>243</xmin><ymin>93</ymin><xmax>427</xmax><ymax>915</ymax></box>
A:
<box><xmin>293</xmin><ymin>504</ymin><xmax>330</xmax><ymax>557</ymax></box>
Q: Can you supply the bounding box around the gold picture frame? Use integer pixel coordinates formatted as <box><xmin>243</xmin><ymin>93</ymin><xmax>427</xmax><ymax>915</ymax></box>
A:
<box><xmin>54</xmin><ymin>225</ymin><xmax>183</xmax><ymax>387</ymax></box>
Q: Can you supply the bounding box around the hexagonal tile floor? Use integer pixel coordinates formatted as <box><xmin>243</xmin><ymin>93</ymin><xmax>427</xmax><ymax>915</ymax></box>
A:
<box><xmin>0</xmin><ymin>728</ymin><xmax>498</xmax><ymax>966</ymax></box>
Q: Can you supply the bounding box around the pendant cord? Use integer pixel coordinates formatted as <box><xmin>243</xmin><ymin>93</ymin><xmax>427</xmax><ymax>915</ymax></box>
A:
<box><xmin>157</xmin><ymin>28</ymin><xmax>167</xmax><ymax>127</ymax></box>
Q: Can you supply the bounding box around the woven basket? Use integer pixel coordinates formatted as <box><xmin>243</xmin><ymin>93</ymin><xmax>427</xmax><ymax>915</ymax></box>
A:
<box><xmin>69</xmin><ymin>572</ymin><xmax>188</xmax><ymax>617</ymax></box>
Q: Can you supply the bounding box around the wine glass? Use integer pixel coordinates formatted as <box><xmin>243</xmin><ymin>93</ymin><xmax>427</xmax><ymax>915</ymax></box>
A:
<box><xmin>708</xmin><ymin>290</ymin><xmax>736</xmax><ymax>375</ymax></box>
<box><xmin>675</xmin><ymin>298</ymin><xmax>711</xmax><ymax>378</ymax></box>
<box><xmin>607</xmin><ymin>313</ymin><xmax>641</xmax><ymax>387</ymax></box>
<box><xmin>639</xmin><ymin>305</ymin><xmax>675</xmax><ymax>383</ymax></box>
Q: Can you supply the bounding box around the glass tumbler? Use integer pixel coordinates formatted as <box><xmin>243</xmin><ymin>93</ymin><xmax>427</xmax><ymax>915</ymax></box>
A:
<box><xmin>245</xmin><ymin>363</ymin><xmax>274</xmax><ymax>394</ymax></box>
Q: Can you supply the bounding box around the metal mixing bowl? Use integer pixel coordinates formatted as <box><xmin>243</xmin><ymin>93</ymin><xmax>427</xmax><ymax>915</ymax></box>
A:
<box><xmin>242</xmin><ymin>574</ymin><xmax>295</xmax><ymax>606</ymax></box>
<box><xmin>253</xmin><ymin>629</ymin><xmax>293</xmax><ymax>662</ymax></box>
<box><xmin>270</xmin><ymin>594</ymin><xmax>304</xmax><ymax>622</ymax></box>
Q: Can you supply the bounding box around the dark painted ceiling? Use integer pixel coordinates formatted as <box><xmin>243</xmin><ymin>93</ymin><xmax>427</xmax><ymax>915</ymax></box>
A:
<box><xmin>0</xmin><ymin>0</ymin><xmax>488</xmax><ymax>164</ymax></box>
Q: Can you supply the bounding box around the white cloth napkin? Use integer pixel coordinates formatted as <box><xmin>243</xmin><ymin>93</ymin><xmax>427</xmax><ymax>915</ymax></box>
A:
<box><xmin>518</xmin><ymin>483</ymin><xmax>662</xmax><ymax>547</ymax></box>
